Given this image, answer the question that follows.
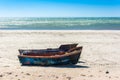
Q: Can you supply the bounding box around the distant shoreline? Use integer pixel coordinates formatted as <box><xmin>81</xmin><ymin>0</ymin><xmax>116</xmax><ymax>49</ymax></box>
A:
<box><xmin>0</xmin><ymin>30</ymin><xmax>120</xmax><ymax>33</ymax></box>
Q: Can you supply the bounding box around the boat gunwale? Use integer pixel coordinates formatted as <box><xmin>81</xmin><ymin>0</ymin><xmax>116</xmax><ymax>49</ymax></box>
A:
<box><xmin>18</xmin><ymin>43</ymin><xmax>78</xmax><ymax>54</ymax></box>
<box><xmin>18</xmin><ymin>46</ymin><xmax>82</xmax><ymax>59</ymax></box>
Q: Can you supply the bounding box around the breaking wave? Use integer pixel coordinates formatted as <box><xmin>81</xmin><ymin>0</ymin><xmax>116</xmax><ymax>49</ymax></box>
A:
<box><xmin>0</xmin><ymin>17</ymin><xmax>120</xmax><ymax>30</ymax></box>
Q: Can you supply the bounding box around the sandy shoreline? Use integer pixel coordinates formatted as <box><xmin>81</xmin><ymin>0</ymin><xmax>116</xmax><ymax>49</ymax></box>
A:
<box><xmin>1</xmin><ymin>30</ymin><xmax>120</xmax><ymax>32</ymax></box>
<box><xmin>0</xmin><ymin>30</ymin><xmax>120</xmax><ymax>80</ymax></box>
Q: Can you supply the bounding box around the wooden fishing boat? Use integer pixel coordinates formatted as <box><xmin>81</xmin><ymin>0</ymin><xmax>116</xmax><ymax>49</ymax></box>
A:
<box><xmin>18</xmin><ymin>46</ymin><xmax>83</xmax><ymax>66</ymax></box>
<box><xmin>19</xmin><ymin>43</ymin><xmax>78</xmax><ymax>55</ymax></box>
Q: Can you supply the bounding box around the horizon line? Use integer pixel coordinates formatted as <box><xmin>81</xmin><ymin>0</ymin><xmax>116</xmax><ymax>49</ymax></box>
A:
<box><xmin>0</xmin><ymin>16</ymin><xmax>120</xmax><ymax>18</ymax></box>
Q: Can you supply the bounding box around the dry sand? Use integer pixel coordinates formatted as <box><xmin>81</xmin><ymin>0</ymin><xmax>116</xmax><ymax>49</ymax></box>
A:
<box><xmin>0</xmin><ymin>30</ymin><xmax>120</xmax><ymax>80</ymax></box>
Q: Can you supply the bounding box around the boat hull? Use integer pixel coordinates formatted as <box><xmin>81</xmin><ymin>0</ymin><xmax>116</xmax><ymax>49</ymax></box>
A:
<box><xmin>18</xmin><ymin>46</ymin><xmax>82</xmax><ymax>66</ymax></box>
<box><xmin>19</xmin><ymin>56</ymin><xmax>78</xmax><ymax>66</ymax></box>
<box><xmin>18</xmin><ymin>51</ymin><xmax>81</xmax><ymax>66</ymax></box>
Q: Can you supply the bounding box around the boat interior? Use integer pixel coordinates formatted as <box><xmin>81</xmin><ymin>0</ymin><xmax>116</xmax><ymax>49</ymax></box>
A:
<box><xmin>19</xmin><ymin>47</ymin><xmax>82</xmax><ymax>57</ymax></box>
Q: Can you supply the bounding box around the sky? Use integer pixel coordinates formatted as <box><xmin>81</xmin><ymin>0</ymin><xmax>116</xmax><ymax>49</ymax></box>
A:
<box><xmin>0</xmin><ymin>0</ymin><xmax>120</xmax><ymax>17</ymax></box>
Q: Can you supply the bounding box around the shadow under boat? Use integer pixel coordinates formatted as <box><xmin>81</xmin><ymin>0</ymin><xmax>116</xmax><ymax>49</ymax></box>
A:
<box><xmin>21</xmin><ymin>62</ymin><xmax>89</xmax><ymax>68</ymax></box>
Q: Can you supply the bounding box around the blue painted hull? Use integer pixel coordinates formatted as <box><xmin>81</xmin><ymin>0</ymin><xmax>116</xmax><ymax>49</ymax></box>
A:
<box><xmin>18</xmin><ymin>46</ymin><xmax>82</xmax><ymax>66</ymax></box>
<box><xmin>19</xmin><ymin>57</ymin><xmax>70</xmax><ymax>65</ymax></box>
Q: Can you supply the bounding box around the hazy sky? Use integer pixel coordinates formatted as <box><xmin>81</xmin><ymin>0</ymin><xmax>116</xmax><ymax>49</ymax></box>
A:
<box><xmin>0</xmin><ymin>0</ymin><xmax>120</xmax><ymax>17</ymax></box>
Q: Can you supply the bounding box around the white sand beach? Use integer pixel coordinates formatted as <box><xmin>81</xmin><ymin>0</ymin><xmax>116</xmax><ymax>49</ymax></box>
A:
<box><xmin>0</xmin><ymin>30</ymin><xmax>120</xmax><ymax>80</ymax></box>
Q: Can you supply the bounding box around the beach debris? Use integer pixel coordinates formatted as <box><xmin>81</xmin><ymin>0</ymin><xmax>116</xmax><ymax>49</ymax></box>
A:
<box><xmin>4</xmin><ymin>66</ymin><xmax>10</xmax><ymax>67</ymax></box>
<box><xmin>109</xmin><ymin>76</ymin><xmax>111</xmax><ymax>78</ymax></box>
<box><xmin>0</xmin><ymin>74</ymin><xmax>3</xmax><ymax>77</ymax></box>
<box><xmin>56</xmin><ymin>76</ymin><xmax>59</xmax><ymax>79</ymax></box>
<box><xmin>15</xmin><ymin>75</ymin><xmax>18</xmax><ymax>77</ymax></box>
<box><xmin>89</xmin><ymin>75</ymin><xmax>93</xmax><ymax>77</ymax></box>
<box><xmin>66</xmin><ymin>76</ymin><xmax>72</xmax><ymax>80</ymax></box>
<box><xmin>21</xmin><ymin>72</ymin><xmax>24</xmax><ymax>73</ymax></box>
<box><xmin>99</xmin><ymin>70</ymin><xmax>102</xmax><ymax>72</ymax></box>
<box><xmin>38</xmin><ymin>75</ymin><xmax>42</xmax><ymax>77</ymax></box>
<box><xmin>26</xmin><ymin>73</ymin><xmax>31</xmax><ymax>75</ymax></box>
<box><xmin>81</xmin><ymin>74</ymin><xmax>86</xmax><ymax>76</ymax></box>
<box><xmin>106</xmin><ymin>71</ymin><xmax>109</xmax><ymax>74</ymax></box>
<box><xmin>6</xmin><ymin>72</ymin><xmax>12</xmax><ymax>75</ymax></box>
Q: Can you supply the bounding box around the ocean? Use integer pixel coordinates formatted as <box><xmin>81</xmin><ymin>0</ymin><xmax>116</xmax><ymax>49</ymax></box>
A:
<box><xmin>0</xmin><ymin>17</ymin><xmax>120</xmax><ymax>30</ymax></box>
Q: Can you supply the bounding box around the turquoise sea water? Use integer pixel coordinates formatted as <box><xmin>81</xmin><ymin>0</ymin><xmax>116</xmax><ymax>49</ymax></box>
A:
<box><xmin>0</xmin><ymin>17</ymin><xmax>120</xmax><ymax>30</ymax></box>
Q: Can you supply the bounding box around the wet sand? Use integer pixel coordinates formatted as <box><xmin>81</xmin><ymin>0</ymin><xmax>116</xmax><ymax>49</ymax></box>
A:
<box><xmin>0</xmin><ymin>30</ymin><xmax>120</xmax><ymax>80</ymax></box>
